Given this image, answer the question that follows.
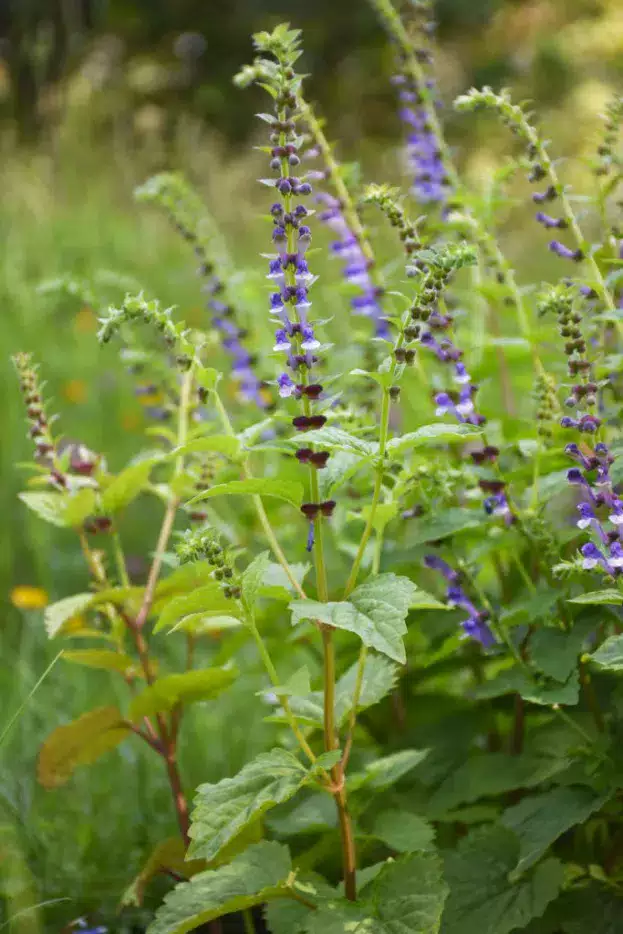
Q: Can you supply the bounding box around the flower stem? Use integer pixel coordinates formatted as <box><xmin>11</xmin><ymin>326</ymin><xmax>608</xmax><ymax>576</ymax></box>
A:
<box><xmin>213</xmin><ymin>388</ymin><xmax>306</xmax><ymax>598</ymax></box>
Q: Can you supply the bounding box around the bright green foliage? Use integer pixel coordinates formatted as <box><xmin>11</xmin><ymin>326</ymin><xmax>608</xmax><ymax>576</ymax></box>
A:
<box><xmin>290</xmin><ymin>573</ymin><xmax>417</xmax><ymax>664</ymax></box>
<box><xmin>188</xmin><ymin>749</ymin><xmax>308</xmax><ymax>861</ymax></box>
<box><xmin>129</xmin><ymin>668</ymin><xmax>237</xmax><ymax>720</ymax></box>
<box><xmin>147</xmin><ymin>841</ymin><xmax>292</xmax><ymax>934</ymax></box>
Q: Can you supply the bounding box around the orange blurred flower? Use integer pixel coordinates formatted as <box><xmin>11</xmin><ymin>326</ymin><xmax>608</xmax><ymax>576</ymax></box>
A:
<box><xmin>10</xmin><ymin>586</ymin><xmax>49</xmax><ymax>610</ymax></box>
<box><xmin>74</xmin><ymin>306</ymin><xmax>98</xmax><ymax>334</ymax></box>
<box><xmin>63</xmin><ymin>379</ymin><xmax>88</xmax><ymax>404</ymax></box>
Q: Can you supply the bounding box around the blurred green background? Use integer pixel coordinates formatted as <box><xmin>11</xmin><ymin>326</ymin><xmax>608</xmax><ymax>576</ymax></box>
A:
<box><xmin>1</xmin><ymin>0</ymin><xmax>622</xmax><ymax>929</ymax></box>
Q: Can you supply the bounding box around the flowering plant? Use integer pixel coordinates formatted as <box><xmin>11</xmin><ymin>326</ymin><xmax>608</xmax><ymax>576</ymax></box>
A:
<box><xmin>13</xmin><ymin>4</ymin><xmax>623</xmax><ymax>933</ymax></box>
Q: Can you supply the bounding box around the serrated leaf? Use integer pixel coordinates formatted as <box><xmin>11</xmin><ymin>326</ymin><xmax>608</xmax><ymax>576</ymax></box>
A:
<box><xmin>568</xmin><ymin>590</ymin><xmax>623</xmax><ymax>605</ymax></box>
<box><xmin>589</xmin><ymin>634</ymin><xmax>623</xmax><ymax>671</ymax></box>
<box><xmin>291</xmin><ymin>574</ymin><xmax>416</xmax><ymax>665</ymax></box>
<box><xmin>19</xmin><ymin>491</ymin><xmax>68</xmax><ymax>528</ymax></box>
<box><xmin>129</xmin><ymin>668</ymin><xmax>237</xmax><ymax>721</ymax></box>
<box><xmin>529</xmin><ymin>624</ymin><xmax>590</xmax><ymax>683</ymax></box>
<box><xmin>147</xmin><ymin>840</ymin><xmax>291</xmax><ymax>934</ymax></box>
<box><xmin>101</xmin><ymin>459</ymin><xmax>156</xmax><ymax>513</ymax></box>
<box><xmin>188</xmin><ymin>749</ymin><xmax>307</xmax><ymax>862</ymax></box>
<box><xmin>335</xmin><ymin>654</ymin><xmax>399</xmax><ymax>725</ymax></box>
<box><xmin>440</xmin><ymin>826</ymin><xmax>564</xmax><ymax>934</ymax></box>
<box><xmin>62</xmin><ymin>649</ymin><xmax>137</xmax><ymax>674</ymax></box>
<box><xmin>387</xmin><ymin>424</ymin><xmax>482</xmax><ymax>456</ymax></box>
<box><xmin>372</xmin><ymin>810</ymin><xmax>435</xmax><ymax>853</ymax></box>
<box><xmin>428</xmin><ymin>753</ymin><xmax>570</xmax><ymax>816</ymax></box>
<box><xmin>300</xmin><ymin>851</ymin><xmax>448</xmax><ymax>934</ymax></box>
<box><xmin>195</xmin><ymin>366</ymin><xmax>221</xmax><ymax>393</ymax></box>
<box><xmin>37</xmin><ymin>706</ymin><xmax>130</xmax><ymax>789</ymax></box>
<box><xmin>501</xmin><ymin>786</ymin><xmax>609</xmax><ymax>876</ymax></box>
<box><xmin>188</xmin><ymin>478</ymin><xmax>303</xmax><ymax>509</ymax></box>
<box><xmin>173</xmin><ymin>435</ymin><xmax>242</xmax><ymax>460</ymax></box>
<box><xmin>44</xmin><ymin>593</ymin><xmax>93</xmax><ymax>638</ymax></box>
<box><xmin>293</xmin><ymin>427</ymin><xmax>377</xmax><ymax>457</ymax></box>
<box><xmin>154</xmin><ymin>583</ymin><xmax>241</xmax><ymax>634</ymax></box>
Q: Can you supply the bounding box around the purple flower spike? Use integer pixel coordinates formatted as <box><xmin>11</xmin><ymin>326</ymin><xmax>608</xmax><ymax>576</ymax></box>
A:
<box><xmin>535</xmin><ymin>212</ymin><xmax>567</xmax><ymax>229</ymax></box>
<box><xmin>581</xmin><ymin>542</ymin><xmax>614</xmax><ymax>575</ymax></box>
<box><xmin>461</xmin><ymin>613</ymin><xmax>496</xmax><ymax>648</ymax></box>
<box><xmin>273</xmin><ymin>329</ymin><xmax>291</xmax><ymax>352</ymax></box>
<box><xmin>549</xmin><ymin>240</ymin><xmax>583</xmax><ymax>262</ymax></box>
<box><xmin>424</xmin><ymin>554</ymin><xmax>459</xmax><ymax>582</ymax></box>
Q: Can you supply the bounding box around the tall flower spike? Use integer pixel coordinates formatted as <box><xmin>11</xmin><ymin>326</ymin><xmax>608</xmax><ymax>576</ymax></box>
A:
<box><xmin>136</xmin><ymin>173</ymin><xmax>267</xmax><ymax>406</ymax></box>
<box><xmin>455</xmin><ymin>87</ymin><xmax>619</xmax><ymax>324</ymax></box>
<box><xmin>538</xmin><ymin>284</ymin><xmax>621</xmax><ymax>576</ymax></box>
<box><xmin>239</xmin><ymin>24</ymin><xmax>334</xmax><ymax>551</ymax></box>
<box><xmin>300</xmin><ymin>103</ymin><xmax>388</xmax><ymax>338</ymax></box>
<box><xmin>424</xmin><ymin>554</ymin><xmax>496</xmax><ymax>646</ymax></box>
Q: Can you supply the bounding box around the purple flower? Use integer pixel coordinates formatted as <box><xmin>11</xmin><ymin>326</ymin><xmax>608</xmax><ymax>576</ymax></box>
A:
<box><xmin>278</xmin><ymin>373</ymin><xmax>296</xmax><ymax>398</ymax></box>
<box><xmin>581</xmin><ymin>542</ymin><xmax>615</xmax><ymax>575</ymax></box>
<box><xmin>549</xmin><ymin>240</ymin><xmax>583</xmax><ymax>262</ymax></box>
<box><xmin>424</xmin><ymin>554</ymin><xmax>459</xmax><ymax>581</ymax></box>
<box><xmin>461</xmin><ymin>612</ymin><xmax>496</xmax><ymax>648</ymax></box>
<box><xmin>535</xmin><ymin>212</ymin><xmax>567</xmax><ymax>229</ymax></box>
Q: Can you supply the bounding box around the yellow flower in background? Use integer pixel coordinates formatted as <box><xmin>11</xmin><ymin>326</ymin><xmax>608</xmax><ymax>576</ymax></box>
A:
<box><xmin>63</xmin><ymin>379</ymin><xmax>87</xmax><ymax>404</ymax></box>
<box><xmin>10</xmin><ymin>586</ymin><xmax>49</xmax><ymax>610</ymax></box>
<box><xmin>74</xmin><ymin>306</ymin><xmax>98</xmax><ymax>334</ymax></box>
<box><xmin>136</xmin><ymin>386</ymin><xmax>164</xmax><ymax>406</ymax></box>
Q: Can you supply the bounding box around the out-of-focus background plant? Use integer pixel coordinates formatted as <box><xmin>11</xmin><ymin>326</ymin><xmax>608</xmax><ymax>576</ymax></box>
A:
<box><xmin>1</xmin><ymin>0</ymin><xmax>623</xmax><ymax>930</ymax></box>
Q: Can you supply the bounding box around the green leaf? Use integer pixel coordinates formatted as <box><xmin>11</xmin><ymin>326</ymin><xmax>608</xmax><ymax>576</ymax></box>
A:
<box><xmin>261</xmin><ymin>561</ymin><xmax>311</xmax><ymax>600</ymax></box>
<box><xmin>351</xmin><ymin>749</ymin><xmax>430</xmax><ymax>792</ymax></box>
<box><xmin>408</xmin><ymin>508</ymin><xmax>484</xmax><ymax>546</ymax></box>
<box><xmin>195</xmin><ymin>366</ymin><xmax>221</xmax><ymax>393</ymax></box>
<box><xmin>242</xmin><ymin>551</ymin><xmax>271</xmax><ymax>608</ymax></box>
<box><xmin>529</xmin><ymin>624</ymin><xmax>590</xmax><ymax>683</ymax></box>
<box><xmin>335</xmin><ymin>654</ymin><xmax>399</xmax><ymax>725</ymax></box>
<box><xmin>147</xmin><ymin>841</ymin><xmax>291</xmax><ymax>934</ymax></box>
<box><xmin>473</xmin><ymin>667</ymin><xmax>580</xmax><ymax>706</ymax></box>
<box><xmin>372</xmin><ymin>810</ymin><xmax>435</xmax><ymax>853</ymax></box>
<box><xmin>440</xmin><ymin>826</ymin><xmax>564</xmax><ymax>934</ymax></box>
<box><xmin>589</xmin><ymin>634</ymin><xmax>623</xmax><ymax>671</ymax></box>
<box><xmin>350</xmin><ymin>366</ymin><xmax>394</xmax><ymax>389</ymax></box>
<box><xmin>568</xmin><ymin>590</ymin><xmax>623</xmax><ymax>605</ymax></box>
<box><xmin>188</xmin><ymin>749</ymin><xmax>308</xmax><ymax>862</ymax></box>
<box><xmin>37</xmin><ymin>706</ymin><xmax>130</xmax><ymax>789</ymax></box>
<box><xmin>370</xmin><ymin>850</ymin><xmax>448</xmax><ymax>933</ymax></box>
<box><xmin>501</xmin><ymin>786</ymin><xmax>609</xmax><ymax>876</ymax></box>
<box><xmin>62</xmin><ymin>649</ymin><xmax>137</xmax><ymax>674</ymax></box>
<box><xmin>154</xmin><ymin>583</ymin><xmax>241</xmax><ymax>634</ymax></box>
<box><xmin>387</xmin><ymin>423</ymin><xmax>482</xmax><ymax>456</ymax></box>
<box><xmin>19</xmin><ymin>491</ymin><xmax>68</xmax><ymax>528</ymax></box>
<box><xmin>294</xmin><ymin>426</ymin><xmax>377</xmax><ymax>457</ymax></box>
<box><xmin>291</xmin><ymin>574</ymin><xmax>416</xmax><ymax>665</ymax></box>
<box><xmin>129</xmin><ymin>668</ymin><xmax>237</xmax><ymax>721</ymax></box>
<box><xmin>301</xmin><ymin>852</ymin><xmax>448</xmax><ymax>934</ymax></box>
<box><xmin>44</xmin><ymin>593</ymin><xmax>93</xmax><ymax>638</ymax></box>
<box><xmin>101</xmin><ymin>459</ymin><xmax>156</xmax><ymax>513</ymax></box>
<box><xmin>260</xmin><ymin>666</ymin><xmax>311</xmax><ymax>698</ymax></box>
<box><xmin>428</xmin><ymin>753</ymin><xmax>571</xmax><ymax>816</ymax></box>
<box><xmin>63</xmin><ymin>488</ymin><xmax>98</xmax><ymax>526</ymax></box>
<box><xmin>188</xmin><ymin>478</ymin><xmax>303</xmax><ymax>509</ymax></box>
<box><xmin>173</xmin><ymin>436</ymin><xmax>242</xmax><ymax>460</ymax></box>
<box><xmin>350</xmin><ymin>502</ymin><xmax>398</xmax><ymax>535</ymax></box>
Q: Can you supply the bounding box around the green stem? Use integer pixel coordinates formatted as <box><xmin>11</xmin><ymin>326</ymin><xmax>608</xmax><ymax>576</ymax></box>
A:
<box><xmin>244</xmin><ymin>606</ymin><xmax>316</xmax><ymax>764</ymax></box>
<box><xmin>243</xmin><ymin>910</ymin><xmax>256</xmax><ymax>934</ymax></box>
<box><xmin>111</xmin><ymin>528</ymin><xmax>131</xmax><ymax>589</ymax></box>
